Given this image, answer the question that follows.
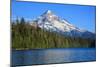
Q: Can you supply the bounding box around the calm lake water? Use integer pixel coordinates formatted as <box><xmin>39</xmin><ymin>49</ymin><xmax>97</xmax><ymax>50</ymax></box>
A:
<box><xmin>11</xmin><ymin>48</ymin><xmax>96</xmax><ymax>66</ymax></box>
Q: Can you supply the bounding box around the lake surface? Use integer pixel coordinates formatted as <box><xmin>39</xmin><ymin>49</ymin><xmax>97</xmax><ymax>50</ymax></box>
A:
<box><xmin>11</xmin><ymin>48</ymin><xmax>96</xmax><ymax>66</ymax></box>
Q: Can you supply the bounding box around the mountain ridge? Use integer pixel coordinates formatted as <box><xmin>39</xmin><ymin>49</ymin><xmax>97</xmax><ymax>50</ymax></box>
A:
<box><xmin>31</xmin><ymin>10</ymin><xmax>95</xmax><ymax>39</ymax></box>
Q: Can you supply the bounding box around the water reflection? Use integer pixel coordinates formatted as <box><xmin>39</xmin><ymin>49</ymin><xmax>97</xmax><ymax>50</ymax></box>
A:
<box><xmin>12</xmin><ymin>48</ymin><xmax>96</xmax><ymax>66</ymax></box>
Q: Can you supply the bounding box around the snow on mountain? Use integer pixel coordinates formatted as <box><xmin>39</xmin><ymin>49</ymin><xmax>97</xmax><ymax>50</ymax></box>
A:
<box><xmin>31</xmin><ymin>10</ymin><xmax>95</xmax><ymax>39</ymax></box>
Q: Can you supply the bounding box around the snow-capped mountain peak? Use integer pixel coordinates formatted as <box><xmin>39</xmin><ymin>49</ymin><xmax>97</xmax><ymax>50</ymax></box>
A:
<box><xmin>37</xmin><ymin>10</ymin><xmax>80</xmax><ymax>32</ymax></box>
<box><xmin>31</xmin><ymin>10</ymin><xmax>95</xmax><ymax>39</ymax></box>
<box><xmin>46</xmin><ymin>10</ymin><xmax>53</xmax><ymax>14</ymax></box>
<box><xmin>41</xmin><ymin>10</ymin><xmax>59</xmax><ymax>22</ymax></box>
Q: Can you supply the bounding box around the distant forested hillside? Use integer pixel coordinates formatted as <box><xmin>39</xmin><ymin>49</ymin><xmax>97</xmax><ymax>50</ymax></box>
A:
<box><xmin>11</xmin><ymin>18</ymin><xmax>95</xmax><ymax>50</ymax></box>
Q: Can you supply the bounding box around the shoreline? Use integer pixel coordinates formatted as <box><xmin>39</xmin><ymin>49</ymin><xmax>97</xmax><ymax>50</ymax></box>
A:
<box><xmin>12</xmin><ymin>47</ymin><xmax>96</xmax><ymax>51</ymax></box>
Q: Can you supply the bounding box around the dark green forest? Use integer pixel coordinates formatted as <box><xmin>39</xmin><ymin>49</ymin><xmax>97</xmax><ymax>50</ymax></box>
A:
<box><xmin>11</xmin><ymin>18</ymin><xmax>95</xmax><ymax>50</ymax></box>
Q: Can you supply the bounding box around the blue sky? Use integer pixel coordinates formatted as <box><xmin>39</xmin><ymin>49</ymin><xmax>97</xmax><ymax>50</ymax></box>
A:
<box><xmin>11</xmin><ymin>0</ymin><xmax>96</xmax><ymax>32</ymax></box>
